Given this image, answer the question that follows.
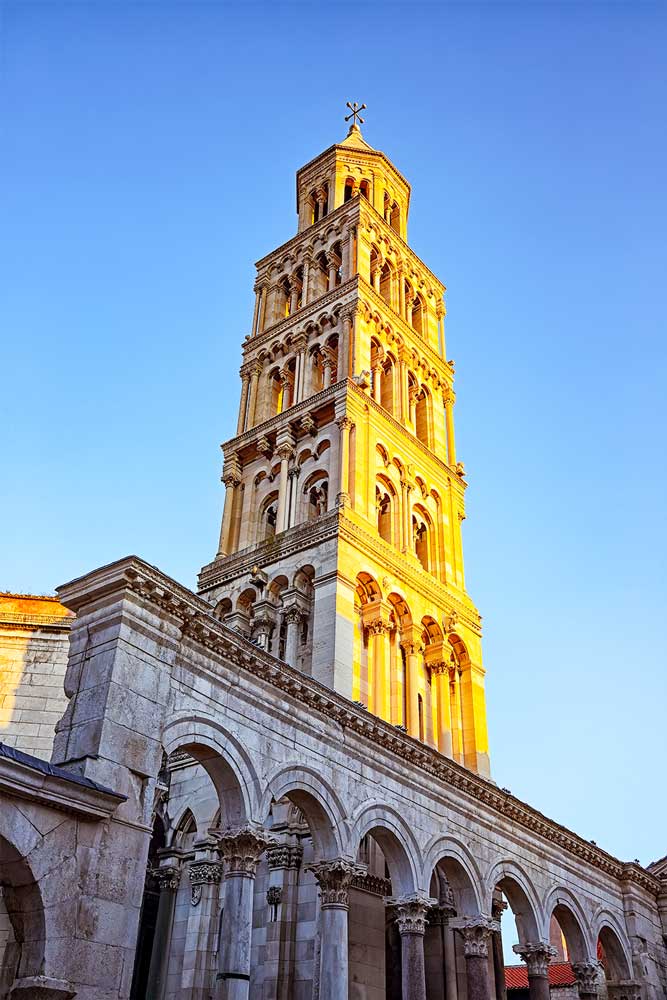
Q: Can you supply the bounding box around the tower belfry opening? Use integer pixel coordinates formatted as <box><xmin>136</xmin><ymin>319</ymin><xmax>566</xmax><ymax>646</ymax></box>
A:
<box><xmin>198</xmin><ymin>109</ymin><xmax>489</xmax><ymax>776</ymax></box>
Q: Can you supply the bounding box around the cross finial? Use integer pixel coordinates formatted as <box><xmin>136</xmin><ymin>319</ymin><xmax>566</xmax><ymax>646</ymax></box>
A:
<box><xmin>345</xmin><ymin>101</ymin><xmax>366</xmax><ymax>130</ymax></box>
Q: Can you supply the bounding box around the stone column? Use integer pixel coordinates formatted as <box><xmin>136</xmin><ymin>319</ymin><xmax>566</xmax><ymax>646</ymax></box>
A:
<box><xmin>432</xmin><ymin>662</ymin><xmax>453</xmax><ymax>756</ymax></box>
<box><xmin>400</xmin><ymin>631</ymin><xmax>423</xmax><ymax>739</ymax></box>
<box><xmin>335</xmin><ymin>416</ymin><xmax>352</xmax><ymax>508</ymax></box>
<box><xmin>400</xmin><ymin>479</ymin><xmax>413</xmax><ymax>553</ymax></box>
<box><xmin>282</xmin><ymin>605</ymin><xmax>304</xmax><ymax>667</ymax></box>
<box><xmin>328</xmin><ymin>260</ymin><xmax>338</xmax><ymax>292</ymax></box>
<box><xmin>513</xmin><ymin>942</ymin><xmax>556</xmax><ymax>1000</ymax></box>
<box><xmin>490</xmin><ymin>899</ymin><xmax>507</xmax><ymax>1000</ymax></box>
<box><xmin>460</xmin><ymin>918</ymin><xmax>496</xmax><ymax>1000</ymax></box>
<box><xmin>309</xmin><ymin>858</ymin><xmax>358</xmax><ymax>1000</ymax></box>
<box><xmin>275</xmin><ymin>440</ymin><xmax>294</xmax><ymax>534</ymax></box>
<box><xmin>443</xmin><ymin>913</ymin><xmax>458</xmax><ymax>1000</ymax></box>
<box><xmin>393</xmin><ymin>894</ymin><xmax>432</xmax><ymax>1000</ymax></box>
<box><xmin>217</xmin><ymin>826</ymin><xmax>274</xmax><ymax>1000</ymax></box>
<box><xmin>444</xmin><ymin>389</ymin><xmax>456</xmax><ymax>467</ymax></box>
<box><xmin>251</xmin><ymin>285</ymin><xmax>262</xmax><ymax>337</ymax></box>
<box><xmin>339</xmin><ymin>309</ymin><xmax>352</xmax><ymax>379</ymax></box>
<box><xmin>449</xmin><ymin>666</ymin><xmax>463</xmax><ymax>762</ymax></box>
<box><xmin>257</xmin><ymin>284</ymin><xmax>268</xmax><ymax>334</ymax></box>
<box><xmin>372</xmin><ymin>364</ymin><xmax>383</xmax><ymax>403</ymax></box>
<box><xmin>145</xmin><ymin>863</ymin><xmax>182</xmax><ymax>1000</ymax></box>
<box><xmin>398</xmin><ymin>265</ymin><xmax>406</xmax><ymax>319</ymax></box>
<box><xmin>236</xmin><ymin>374</ymin><xmax>251</xmax><ymax>434</ymax></box>
<box><xmin>183</xmin><ymin>850</ymin><xmax>224</xmax><ymax>1000</ymax></box>
<box><xmin>244</xmin><ymin>361</ymin><xmax>262</xmax><ymax>430</ymax></box>
<box><xmin>217</xmin><ymin>458</ymin><xmax>241</xmax><ymax>557</ymax></box>
<box><xmin>573</xmin><ymin>962</ymin><xmax>603</xmax><ymax>1000</ymax></box>
<box><xmin>322</xmin><ymin>355</ymin><xmax>333</xmax><ymax>389</ymax></box>
<box><xmin>301</xmin><ymin>252</ymin><xmax>312</xmax><ymax>304</ymax></box>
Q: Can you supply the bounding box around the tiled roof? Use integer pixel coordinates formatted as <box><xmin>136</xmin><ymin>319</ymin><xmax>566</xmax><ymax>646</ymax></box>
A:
<box><xmin>505</xmin><ymin>962</ymin><xmax>577</xmax><ymax>990</ymax></box>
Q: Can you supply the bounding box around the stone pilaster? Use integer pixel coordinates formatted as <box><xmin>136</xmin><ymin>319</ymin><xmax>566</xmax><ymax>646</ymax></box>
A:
<box><xmin>182</xmin><ymin>848</ymin><xmax>224</xmax><ymax>1000</ymax></box>
<box><xmin>263</xmin><ymin>842</ymin><xmax>304</xmax><ymax>1000</ymax></box>
<box><xmin>145</xmin><ymin>862</ymin><xmax>182</xmax><ymax>1000</ymax></box>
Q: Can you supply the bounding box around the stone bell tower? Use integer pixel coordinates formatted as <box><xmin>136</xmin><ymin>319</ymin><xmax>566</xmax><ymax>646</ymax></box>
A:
<box><xmin>198</xmin><ymin>109</ymin><xmax>490</xmax><ymax>777</ymax></box>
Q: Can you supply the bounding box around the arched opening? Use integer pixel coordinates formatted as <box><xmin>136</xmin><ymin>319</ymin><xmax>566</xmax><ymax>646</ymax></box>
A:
<box><xmin>424</xmin><ymin>852</ymin><xmax>481</xmax><ymax>1000</ymax></box>
<box><xmin>344</xmin><ymin>177</ymin><xmax>356</xmax><ymax>202</ymax></box>
<box><xmin>598</xmin><ymin>924</ymin><xmax>633</xmax><ymax>985</ymax></box>
<box><xmin>0</xmin><ymin>834</ymin><xmax>45</xmax><ymax>995</ymax></box>
<box><xmin>379</xmin><ymin>260</ymin><xmax>393</xmax><ymax>308</ymax></box>
<box><xmin>214</xmin><ymin>597</ymin><xmax>233</xmax><ymax>623</ymax></box>
<box><xmin>304</xmin><ymin>473</ymin><xmax>328</xmax><ymax>522</ymax></box>
<box><xmin>410</xmin><ymin>295</ymin><xmax>424</xmax><ymax>335</ymax></box>
<box><xmin>381</xmin><ymin>355</ymin><xmax>396</xmax><ymax>415</ymax></box>
<box><xmin>353</xmin><ymin>572</ymin><xmax>382</xmax><ymax>707</ymax></box>
<box><xmin>269</xmin><ymin>367</ymin><xmax>283</xmax><ymax>416</ymax></box>
<box><xmin>376</xmin><ymin>484</ymin><xmax>393</xmax><ymax>544</ymax></box>
<box><xmin>389</xmin><ymin>201</ymin><xmax>400</xmax><ymax>234</ymax></box>
<box><xmin>415</xmin><ymin>387</ymin><xmax>431</xmax><ymax>446</ymax></box>
<box><xmin>359</xmin><ymin>179</ymin><xmax>370</xmax><ymax>200</ymax></box>
<box><xmin>260</xmin><ymin>492</ymin><xmax>279</xmax><ymax>542</ymax></box>
<box><xmin>412</xmin><ymin>510</ymin><xmax>430</xmax><ymax>571</ymax></box>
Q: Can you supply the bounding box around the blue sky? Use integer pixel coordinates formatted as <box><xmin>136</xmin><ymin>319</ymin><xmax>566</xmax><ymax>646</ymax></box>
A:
<box><xmin>1</xmin><ymin>1</ymin><xmax>665</xmax><ymax>868</ymax></box>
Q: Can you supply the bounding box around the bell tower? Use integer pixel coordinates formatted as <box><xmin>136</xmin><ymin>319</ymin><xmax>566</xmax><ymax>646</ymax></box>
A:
<box><xmin>198</xmin><ymin>112</ymin><xmax>490</xmax><ymax>777</ymax></box>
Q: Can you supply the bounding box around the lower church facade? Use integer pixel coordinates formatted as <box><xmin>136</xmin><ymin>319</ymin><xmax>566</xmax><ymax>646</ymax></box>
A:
<box><xmin>0</xmin><ymin>556</ymin><xmax>665</xmax><ymax>1000</ymax></box>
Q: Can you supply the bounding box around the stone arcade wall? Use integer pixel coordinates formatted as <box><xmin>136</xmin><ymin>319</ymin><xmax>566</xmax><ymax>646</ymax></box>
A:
<box><xmin>0</xmin><ymin>555</ymin><xmax>665</xmax><ymax>1000</ymax></box>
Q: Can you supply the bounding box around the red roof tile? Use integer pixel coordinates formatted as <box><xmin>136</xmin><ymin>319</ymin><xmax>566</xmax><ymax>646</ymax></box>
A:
<box><xmin>505</xmin><ymin>962</ymin><xmax>577</xmax><ymax>990</ymax></box>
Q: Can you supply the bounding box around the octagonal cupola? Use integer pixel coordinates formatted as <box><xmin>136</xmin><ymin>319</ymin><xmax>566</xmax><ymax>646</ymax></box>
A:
<box><xmin>296</xmin><ymin>122</ymin><xmax>411</xmax><ymax>239</ymax></box>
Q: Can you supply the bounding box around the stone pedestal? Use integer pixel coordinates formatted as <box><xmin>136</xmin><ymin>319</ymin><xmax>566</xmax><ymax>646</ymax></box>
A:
<box><xmin>216</xmin><ymin>826</ymin><xmax>274</xmax><ymax>1000</ymax></box>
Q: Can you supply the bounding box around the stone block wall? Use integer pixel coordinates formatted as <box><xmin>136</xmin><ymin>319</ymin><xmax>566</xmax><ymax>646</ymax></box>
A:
<box><xmin>0</xmin><ymin>594</ymin><xmax>72</xmax><ymax>759</ymax></box>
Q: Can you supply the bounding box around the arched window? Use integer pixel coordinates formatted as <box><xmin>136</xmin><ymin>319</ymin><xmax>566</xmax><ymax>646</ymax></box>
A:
<box><xmin>412</xmin><ymin>513</ymin><xmax>429</xmax><ymax>570</ymax></box>
<box><xmin>410</xmin><ymin>296</ymin><xmax>424</xmax><ymax>334</ymax></box>
<box><xmin>418</xmin><ymin>693</ymin><xmax>425</xmax><ymax>742</ymax></box>
<box><xmin>381</xmin><ymin>356</ymin><xmax>395</xmax><ymax>415</ymax></box>
<box><xmin>261</xmin><ymin>495</ymin><xmax>278</xmax><ymax>541</ymax></box>
<box><xmin>269</xmin><ymin>369</ymin><xmax>283</xmax><ymax>416</ymax></box>
<box><xmin>376</xmin><ymin>485</ymin><xmax>392</xmax><ymax>543</ymax></box>
<box><xmin>379</xmin><ymin>261</ymin><xmax>393</xmax><ymax>307</ymax></box>
<box><xmin>415</xmin><ymin>387</ymin><xmax>430</xmax><ymax>446</ymax></box>
<box><xmin>390</xmin><ymin>201</ymin><xmax>400</xmax><ymax>234</ymax></box>
<box><xmin>307</xmin><ymin>480</ymin><xmax>328</xmax><ymax>520</ymax></box>
<box><xmin>344</xmin><ymin>178</ymin><xmax>355</xmax><ymax>202</ymax></box>
<box><xmin>359</xmin><ymin>179</ymin><xmax>370</xmax><ymax>200</ymax></box>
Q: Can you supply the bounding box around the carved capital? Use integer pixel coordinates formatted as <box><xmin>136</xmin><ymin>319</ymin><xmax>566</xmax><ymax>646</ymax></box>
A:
<box><xmin>392</xmin><ymin>894</ymin><xmax>433</xmax><ymax>936</ymax></box>
<box><xmin>283</xmin><ymin>604</ymin><xmax>306</xmax><ymax>626</ymax></box>
<box><xmin>335</xmin><ymin>415</ymin><xmax>352</xmax><ymax>432</ymax></box>
<box><xmin>151</xmin><ymin>864</ymin><xmax>181</xmax><ymax>892</ymax></box>
<box><xmin>491</xmin><ymin>897</ymin><xmax>508</xmax><ymax>922</ymax></box>
<box><xmin>189</xmin><ymin>860</ymin><xmax>223</xmax><ymax>886</ymax></box>
<box><xmin>460</xmin><ymin>917</ymin><xmax>498</xmax><ymax>958</ymax></box>
<box><xmin>308</xmin><ymin>858</ymin><xmax>360</xmax><ymax>910</ymax></box>
<box><xmin>276</xmin><ymin>442</ymin><xmax>294</xmax><ymax>462</ymax></box>
<box><xmin>218</xmin><ymin>825</ymin><xmax>275</xmax><ymax>878</ymax></box>
<box><xmin>573</xmin><ymin>962</ymin><xmax>603</xmax><ymax>995</ymax></box>
<box><xmin>513</xmin><ymin>942</ymin><xmax>557</xmax><ymax>977</ymax></box>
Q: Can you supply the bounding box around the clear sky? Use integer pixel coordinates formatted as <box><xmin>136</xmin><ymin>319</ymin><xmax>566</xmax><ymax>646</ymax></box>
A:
<box><xmin>1</xmin><ymin>1</ymin><xmax>665</xmax><ymax>871</ymax></box>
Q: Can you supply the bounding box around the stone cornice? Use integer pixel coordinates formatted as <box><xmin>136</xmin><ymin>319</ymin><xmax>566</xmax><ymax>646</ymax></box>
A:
<box><xmin>0</xmin><ymin>751</ymin><xmax>126</xmax><ymax>820</ymax></box>
<box><xmin>220</xmin><ymin>382</ymin><xmax>343</xmax><ymax>460</ymax></box>
<box><xmin>255</xmin><ymin>198</ymin><xmax>358</xmax><ymax>271</ymax></box>
<box><xmin>244</xmin><ymin>275</ymin><xmax>357</xmax><ymax>358</ymax></box>
<box><xmin>0</xmin><ymin>611</ymin><xmax>73</xmax><ymax>632</ymax></box>
<box><xmin>56</xmin><ymin>556</ymin><xmax>662</xmax><ymax>899</ymax></box>
<box><xmin>198</xmin><ymin>511</ymin><xmax>341</xmax><ymax>591</ymax></box>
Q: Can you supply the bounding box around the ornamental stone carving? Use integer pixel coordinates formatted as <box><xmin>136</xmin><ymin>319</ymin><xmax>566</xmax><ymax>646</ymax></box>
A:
<box><xmin>573</xmin><ymin>962</ymin><xmax>604</xmax><ymax>995</ymax></box>
<box><xmin>218</xmin><ymin>825</ymin><xmax>275</xmax><ymax>878</ymax></box>
<box><xmin>513</xmin><ymin>942</ymin><xmax>557</xmax><ymax>977</ymax></box>
<box><xmin>266</xmin><ymin>885</ymin><xmax>283</xmax><ymax>907</ymax></box>
<box><xmin>151</xmin><ymin>865</ymin><xmax>181</xmax><ymax>892</ymax></box>
<box><xmin>308</xmin><ymin>858</ymin><xmax>360</xmax><ymax>910</ymax></box>
<box><xmin>460</xmin><ymin>917</ymin><xmax>498</xmax><ymax>958</ymax></box>
<box><xmin>266</xmin><ymin>843</ymin><xmax>304</xmax><ymax>870</ymax></box>
<box><xmin>391</xmin><ymin>894</ymin><xmax>434</xmax><ymax>936</ymax></box>
<box><xmin>188</xmin><ymin>860</ymin><xmax>223</xmax><ymax>907</ymax></box>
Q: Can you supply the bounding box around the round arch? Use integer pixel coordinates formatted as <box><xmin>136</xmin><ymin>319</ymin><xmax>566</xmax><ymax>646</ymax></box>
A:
<box><xmin>484</xmin><ymin>859</ymin><xmax>543</xmax><ymax>944</ymax></box>
<box><xmin>594</xmin><ymin>913</ymin><xmax>633</xmax><ymax>980</ymax></box>
<box><xmin>260</xmin><ymin>764</ymin><xmax>349</xmax><ymax>858</ymax></box>
<box><xmin>542</xmin><ymin>886</ymin><xmax>595</xmax><ymax>961</ymax></box>
<box><xmin>0</xmin><ymin>817</ymin><xmax>47</xmax><ymax>986</ymax></box>
<box><xmin>348</xmin><ymin>802</ymin><xmax>422</xmax><ymax>895</ymax></box>
<box><xmin>422</xmin><ymin>834</ymin><xmax>484</xmax><ymax>915</ymax></box>
<box><xmin>162</xmin><ymin>715</ymin><xmax>262</xmax><ymax>827</ymax></box>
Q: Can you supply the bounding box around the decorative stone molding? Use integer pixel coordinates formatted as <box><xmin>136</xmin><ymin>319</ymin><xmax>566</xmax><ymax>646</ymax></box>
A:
<box><xmin>218</xmin><ymin>825</ymin><xmax>275</xmax><ymax>878</ymax></box>
<box><xmin>266</xmin><ymin>885</ymin><xmax>283</xmax><ymax>906</ymax></box>
<box><xmin>188</xmin><ymin>860</ymin><xmax>223</xmax><ymax>905</ymax></box>
<box><xmin>150</xmin><ymin>864</ymin><xmax>181</xmax><ymax>892</ymax></box>
<box><xmin>573</xmin><ymin>962</ymin><xmax>604</xmax><ymax>995</ymax></box>
<box><xmin>513</xmin><ymin>942</ymin><xmax>558</xmax><ymax>977</ymax></box>
<box><xmin>384</xmin><ymin>894</ymin><xmax>432</xmax><ymax>936</ymax></box>
<box><xmin>266</xmin><ymin>843</ymin><xmax>304</xmax><ymax>870</ymax></box>
<box><xmin>351</xmin><ymin>871</ymin><xmax>392</xmax><ymax>897</ymax></box>
<box><xmin>459</xmin><ymin>917</ymin><xmax>499</xmax><ymax>958</ymax></box>
<box><xmin>308</xmin><ymin>858</ymin><xmax>360</xmax><ymax>910</ymax></box>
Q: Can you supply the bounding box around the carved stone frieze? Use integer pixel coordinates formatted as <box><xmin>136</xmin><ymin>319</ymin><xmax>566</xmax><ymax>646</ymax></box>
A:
<box><xmin>266</xmin><ymin>844</ymin><xmax>304</xmax><ymax>871</ymax></box>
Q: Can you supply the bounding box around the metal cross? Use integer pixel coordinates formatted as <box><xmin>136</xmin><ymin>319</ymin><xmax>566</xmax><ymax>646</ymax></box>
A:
<box><xmin>345</xmin><ymin>101</ymin><xmax>366</xmax><ymax>127</ymax></box>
